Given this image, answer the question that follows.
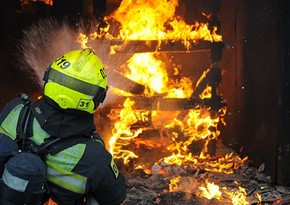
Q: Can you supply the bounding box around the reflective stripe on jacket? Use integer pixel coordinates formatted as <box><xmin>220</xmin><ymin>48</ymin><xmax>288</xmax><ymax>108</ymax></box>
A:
<box><xmin>0</xmin><ymin>103</ymin><xmax>88</xmax><ymax>194</ymax></box>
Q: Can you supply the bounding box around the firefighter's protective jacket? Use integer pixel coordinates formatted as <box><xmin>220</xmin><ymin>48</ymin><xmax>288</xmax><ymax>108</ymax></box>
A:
<box><xmin>0</xmin><ymin>96</ymin><xmax>126</xmax><ymax>205</ymax></box>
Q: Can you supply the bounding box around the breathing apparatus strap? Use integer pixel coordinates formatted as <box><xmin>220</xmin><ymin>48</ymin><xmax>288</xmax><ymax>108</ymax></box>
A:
<box><xmin>16</xmin><ymin>93</ymin><xmax>34</xmax><ymax>151</ymax></box>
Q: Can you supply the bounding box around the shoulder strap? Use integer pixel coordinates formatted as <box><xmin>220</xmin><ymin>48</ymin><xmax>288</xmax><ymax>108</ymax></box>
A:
<box><xmin>15</xmin><ymin>94</ymin><xmax>33</xmax><ymax>151</ymax></box>
<box><xmin>0</xmin><ymin>93</ymin><xmax>29</xmax><ymax>125</ymax></box>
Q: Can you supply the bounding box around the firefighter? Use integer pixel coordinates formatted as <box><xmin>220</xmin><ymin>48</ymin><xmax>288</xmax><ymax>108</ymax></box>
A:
<box><xmin>0</xmin><ymin>48</ymin><xmax>126</xmax><ymax>205</ymax></box>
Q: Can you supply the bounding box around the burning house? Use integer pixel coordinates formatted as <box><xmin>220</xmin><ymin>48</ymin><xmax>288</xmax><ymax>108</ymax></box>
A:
<box><xmin>0</xmin><ymin>0</ymin><xmax>289</xmax><ymax>204</ymax></box>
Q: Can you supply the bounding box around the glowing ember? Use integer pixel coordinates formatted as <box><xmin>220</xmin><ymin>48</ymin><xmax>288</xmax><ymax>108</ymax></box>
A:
<box><xmin>197</xmin><ymin>180</ymin><xmax>222</xmax><ymax>201</ymax></box>
<box><xmin>256</xmin><ymin>192</ymin><xmax>262</xmax><ymax>204</ymax></box>
<box><xmin>169</xmin><ymin>176</ymin><xmax>181</xmax><ymax>192</ymax></box>
<box><xmin>225</xmin><ymin>186</ymin><xmax>249</xmax><ymax>205</ymax></box>
<box><xmin>170</xmin><ymin>177</ymin><xmax>251</xmax><ymax>204</ymax></box>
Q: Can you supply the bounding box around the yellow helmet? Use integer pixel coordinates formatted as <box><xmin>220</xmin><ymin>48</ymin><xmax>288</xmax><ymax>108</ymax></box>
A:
<box><xmin>43</xmin><ymin>48</ymin><xmax>107</xmax><ymax>114</ymax></box>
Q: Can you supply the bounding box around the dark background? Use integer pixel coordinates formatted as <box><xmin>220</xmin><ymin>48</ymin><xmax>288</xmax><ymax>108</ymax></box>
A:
<box><xmin>0</xmin><ymin>0</ymin><xmax>289</xmax><ymax>186</ymax></box>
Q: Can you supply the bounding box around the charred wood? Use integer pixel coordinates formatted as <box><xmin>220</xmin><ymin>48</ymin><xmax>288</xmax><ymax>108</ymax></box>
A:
<box><xmin>105</xmin><ymin>40</ymin><xmax>225</xmax><ymax>55</ymax></box>
<box><xmin>105</xmin><ymin>96</ymin><xmax>225</xmax><ymax>111</ymax></box>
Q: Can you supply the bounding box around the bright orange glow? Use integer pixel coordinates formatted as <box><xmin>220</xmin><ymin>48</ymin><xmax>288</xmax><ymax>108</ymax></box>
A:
<box><xmin>125</xmin><ymin>53</ymin><xmax>169</xmax><ymax>96</ymax></box>
<box><xmin>200</xmin><ymin>86</ymin><xmax>212</xmax><ymax>99</ymax></box>
<box><xmin>109</xmin><ymin>98</ymin><xmax>148</xmax><ymax>165</ymax></box>
<box><xmin>20</xmin><ymin>0</ymin><xmax>53</xmax><ymax>6</ymax></box>
<box><xmin>108</xmin><ymin>0</ymin><xmax>222</xmax><ymax>47</ymax></box>
<box><xmin>77</xmin><ymin>33</ymin><xmax>89</xmax><ymax>49</ymax></box>
<box><xmin>169</xmin><ymin>176</ymin><xmax>181</xmax><ymax>192</ymax></box>
<box><xmin>197</xmin><ymin>180</ymin><xmax>222</xmax><ymax>200</ymax></box>
<box><xmin>122</xmin><ymin>53</ymin><xmax>194</xmax><ymax>98</ymax></box>
<box><xmin>225</xmin><ymin>186</ymin><xmax>249</xmax><ymax>205</ymax></box>
<box><xmin>169</xmin><ymin>178</ymin><xmax>250</xmax><ymax>204</ymax></box>
<box><xmin>77</xmin><ymin>0</ymin><xmax>222</xmax><ymax>50</ymax></box>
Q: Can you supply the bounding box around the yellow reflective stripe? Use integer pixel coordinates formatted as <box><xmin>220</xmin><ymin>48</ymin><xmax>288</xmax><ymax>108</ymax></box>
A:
<box><xmin>110</xmin><ymin>158</ymin><xmax>119</xmax><ymax>179</ymax></box>
<box><xmin>0</xmin><ymin>126</ymin><xmax>12</xmax><ymax>138</ymax></box>
<box><xmin>46</xmin><ymin>160</ymin><xmax>87</xmax><ymax>194</ymax></box>
<box><xmin>1</xmin><ymin>104</ymin><xmax>23</xmax><ymax>140</ymax></box>
<box><xmin>30</xmin><ymin>118</ymin><xmax>49</xmax><ymax>145</ymax></box>
<box><xmin>48</xmin><ymin>143</ymin><xmax>86</xmax><ymax>172</ymax></box>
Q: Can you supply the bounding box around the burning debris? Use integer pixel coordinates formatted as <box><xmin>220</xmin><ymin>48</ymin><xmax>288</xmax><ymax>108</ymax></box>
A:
<box><xmin>122</xmin><ymin>142</ymin><xmax>290</xmax><ymax>205</ymax></box>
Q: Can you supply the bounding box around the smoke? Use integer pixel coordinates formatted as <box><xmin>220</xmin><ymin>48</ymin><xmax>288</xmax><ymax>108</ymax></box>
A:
<box><xmin>17</xmin><ymin>17</ymin><xmax>84</xmax><ymax>88</ymax></box>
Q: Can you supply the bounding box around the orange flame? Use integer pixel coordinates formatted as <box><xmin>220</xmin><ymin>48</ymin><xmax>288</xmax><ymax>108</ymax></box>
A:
<box><xmin>106</xmin><ymin>50</ymin><xmax>236</xmax><ymax>173</ymax></box>
<box><xmin>77</xmin><ymin>0</ymin><xmax>222</xmax><ymax>50</ymax></box>
<box><xmin>225</xmin><ymin>186</ymin><xmax>249</xmax><ymax>205</ymax></box>
<box><xmin>124</xmin><ymin>53</ymin><xmax>169</xmax><ymax>96</ymax></box>
<box><xmin>170</xmin><ymin>178</ymin><xmax>250</xmax><ymax>204</ymax></box>
<box><xmin>77</xmin><ymin>33</ymin><xmax>89</xmax><ymax>49</ymax></box>
<box><xmin>109</xmin><ymin>98</ymin><xmax>148</xmax><ymax>165</ymax></box>
<box><xmin>256</xmin><ymin>192</ymin><xmax>262</xmax><ymax>204</ymax></box>
<box><xmin>197</xmin><ymin>180</ymin><xmax>222</xmax><ymax>200</ymax></box>
<box><xmin>108</xmin><ymin>0</ymin><xmax>222</xmax><ymax>45</ymax></box>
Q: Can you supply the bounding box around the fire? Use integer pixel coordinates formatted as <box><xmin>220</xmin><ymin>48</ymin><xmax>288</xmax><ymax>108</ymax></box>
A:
<box><xmin>256</xmin><ymin>192</ymin><xmax>262</xmax><ymax>204</ymax></box>
<box><xmin>74</xmin><ymin>0</ymin><xmax>250</xmax><ymax>203</ymax></box>
<box><xmin>124</xmin><ymin>53</ymin><xmax>169</xmax><ymax>96</ymax></box>
<box><xmin>109</xmin><ymin>98</ymin><xmax>148</xmax><ymax>165</ymax></box>
<box><xmin>161</xmin><ymin>107</ymin><xmax>220</xmax><ymax>162</ymax></box>
<box><xmin>107</xmin><ymin>52</ymin><xmax>247</xmax><ymax>174</ymax></box>
<box><xmin>203</xmin><ymin>153</ymin><xmax>248</xmax><ymax>174</ymax></box>
<box><xmin>77</xmin><ymin>33</ymin><xmax>89</xmax><ymax>49</ymax></box>
<box><xmin>170</xmin><ymin>178</ymin><xmax>250</xmax><ymax>204</ymax></box>
<box><xmin>108</xmin><ymin>51</ymin><xmax>218</xmax><ymax>169</ymax></box>
<box><xmin>107</xmin><ymin>0</ymin><xmax>222</xmax><ymax>48</ymax></box>
<box><xmin>225</xmin><ymin>185</ymin><xmax>249</xmax><ymax>205</ymax></box>
<box><xmin>197</xmin><ymin>180</ymin><xmax>222</xmax><ymax>201</ymax></box>
<box><xmin>109</xmin><ymin>0</ymin><xmax>178</xmax><ymax>40</ymax></box>
<box><xmin>169</xmin><ymin>176</ymin><xmax>181</xmax><ymax>192</ymax></box>
<box><xmin>72</xmin><ymin>0</ymin><xmax>248</xmax><ymax>184</ymax></box>
<box><xmin>77</xmin><ymin>0</ymin><xmax>222</xmax><ymax>50</ymax></box>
